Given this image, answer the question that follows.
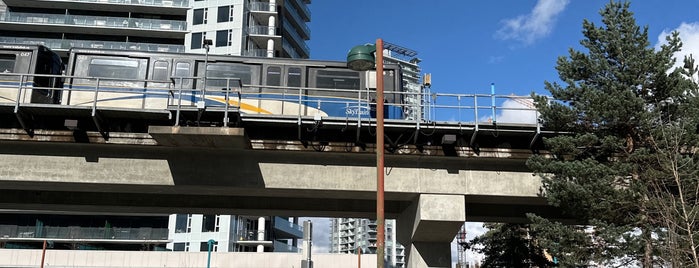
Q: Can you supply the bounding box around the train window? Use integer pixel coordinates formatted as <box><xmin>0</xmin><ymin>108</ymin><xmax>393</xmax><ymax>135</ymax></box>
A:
<box><xmin>266</xmin><ymin>66</ymin><xmax>281</xmax><ymax>86</ymax></box>
<box><xmin>0</xmin><ymin>54</ymin><xmax>15</xmax><ymax>73</ymax></box>
<box><xmin>205</xmin><ymin>63</ymin><xmax>255</xmax><ymax>87</ymax></box>
<box><xmin>88</xmin><ymin>58</ymin><xmax>142</xmax><ymax>80</ymax></box>
<box><xmin>175</xmin><ymin>62</ymin><xmax>190</xmax><ymax>77</ymax></box>
<box><xmin>152</xmin><ymin>61</ymin><xmax>169</xmax><ymax>81</ymax></box>
<box><xmin>288</xmin><ymin>67</ymin><xmax>302</xmax><ymax>88</ymax></box>
<box><xmin>315</xmin><ymin>70</ymin><xmax>360</xmax><ymax>90</ymax></box>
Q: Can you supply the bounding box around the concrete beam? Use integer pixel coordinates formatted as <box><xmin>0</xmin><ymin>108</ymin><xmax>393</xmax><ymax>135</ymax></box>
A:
<box><xmin>148</xmin><ymin>126</ymin><xmax>248</xmax><ymax>148</ymax></box>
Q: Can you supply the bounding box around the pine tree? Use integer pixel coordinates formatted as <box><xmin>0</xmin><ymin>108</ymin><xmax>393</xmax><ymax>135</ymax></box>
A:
<box><xmin>527</xmin><ymin>1</ymin><xmax>698</xmax><ymax>267</ymax></box>
<box><xmin>468</xmin><ymin>223</ymin><xmax>552</xmax><ymax>268</ymax></box>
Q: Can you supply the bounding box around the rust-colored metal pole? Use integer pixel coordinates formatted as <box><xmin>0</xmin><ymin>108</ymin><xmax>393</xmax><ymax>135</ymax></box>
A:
<box><xmin>375</xmin><ymin>38</ymin><xmax>385</xmax><ymax>268</ymax></box>
<box><xmin>40</xmin><ymin>240</ymin><xmax>47</xmax><ymax>268</ymax></box>
<box><xmin>358</xmin><ymin>247</ymin><xmax>362</xmax><ymax>268</ymax></box>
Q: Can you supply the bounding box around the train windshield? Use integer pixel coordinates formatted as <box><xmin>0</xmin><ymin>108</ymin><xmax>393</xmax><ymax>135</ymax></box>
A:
<box><xmin>0</xmin><ymin>54</ymin><xmax>15</xmax><ymax>73</ymax></box>
<box><xmin>88</xmin><ymin>58</ymin><xmax>141</xmax><ymax>80</ymax></box>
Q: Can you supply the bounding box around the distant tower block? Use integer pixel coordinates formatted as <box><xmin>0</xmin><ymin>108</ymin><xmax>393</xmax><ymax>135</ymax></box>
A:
<box><xmin>456</xmin><ymin>222</ymin><xmax>468</xmax><ymax>268</ymax></box>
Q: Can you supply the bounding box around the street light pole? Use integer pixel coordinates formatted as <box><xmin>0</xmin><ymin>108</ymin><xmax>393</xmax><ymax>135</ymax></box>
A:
<box><xmin>374</xmin><ymin>38</ymin><xmax>385</xmax><ymax>268</ymax></box>
<box><xmin>347</xmin><ymin>38</ymin><xmax>385</xmax><ymax>268</ymax></box>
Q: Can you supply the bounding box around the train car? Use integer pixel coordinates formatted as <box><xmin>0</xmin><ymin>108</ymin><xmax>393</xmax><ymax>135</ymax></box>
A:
<box><xmin>0</xmin><ymin>44</ymin><xmax>62</xmax><ymax>105</ymax></box>
<box><xmin>62</xmin><ymin>48</ymin><xmax>405</xmax><ymax>119</ymax></box>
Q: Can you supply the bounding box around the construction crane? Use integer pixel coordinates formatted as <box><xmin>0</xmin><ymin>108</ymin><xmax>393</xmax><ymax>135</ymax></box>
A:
<box><xmin>456</xmin><ymin>223</ymin><xmax>469</xmax><ymax>268</ymax></box>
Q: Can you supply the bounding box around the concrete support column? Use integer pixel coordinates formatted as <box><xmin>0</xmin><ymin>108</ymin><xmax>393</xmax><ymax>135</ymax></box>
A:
<box><xmin>397</xmin><ymin>194</ymin><xmax>465</xmax><ymax>268</ymax></box>
<box><xmin>257</xmin><ymin>216</ymin><xmax>265</xmax><ymax>252</ymax></box>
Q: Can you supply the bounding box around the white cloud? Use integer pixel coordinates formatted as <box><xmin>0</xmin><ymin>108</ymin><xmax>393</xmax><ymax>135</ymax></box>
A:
<box><xmin>480</xmin><ymin>98</ymin><xmax>538</xmax><ymax>124</ymax></box>
<box><xmin>298</xmin><ymin>217</ymin><xmax>332</xmax><ymax>253</ymax></box>
<box><xmin>451</xmin><ymin>222</ymin><xmax>487</xmax><ymax>266</ymax></box>
<box><xmin>656</xmin><ymin>22</ymin><xmax>699</xmax><ymax>82</ymax></box>
<box><xmin>495</xmin><ymin>0</ymin><xmax>570</xmax><ymax>45</ymax></box>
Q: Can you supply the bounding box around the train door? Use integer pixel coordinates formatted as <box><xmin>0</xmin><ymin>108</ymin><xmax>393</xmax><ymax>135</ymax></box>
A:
<box><xmin>261</xmin><ymin>65</ymin><xmax>305</xmax><ymax>115</ymax></box>
<box><xmin>145</xmin><ymin>57</ymin><xmax>172</xmax><ymax>109</ymax></box>
<box><xmin>31</xmin><ymin>47</ymin><xmax>63</xmax><ymax>104</ymax></box>
<box><xmin>171</xmin><ymin>58</ymin><xmax>194</xmax><ymax>106</ymax></box>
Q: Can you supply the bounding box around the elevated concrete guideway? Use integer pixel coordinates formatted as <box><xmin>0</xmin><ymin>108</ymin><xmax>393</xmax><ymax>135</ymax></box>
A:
<box><xmin>0</xmin><ymin>125</ymin><xmax>559</xmax><ymax>268</ymax></box>
<box><xmin>0</xmin><ymin>136</ymin><xmax>551</xmax><ymax>222</ymax></box>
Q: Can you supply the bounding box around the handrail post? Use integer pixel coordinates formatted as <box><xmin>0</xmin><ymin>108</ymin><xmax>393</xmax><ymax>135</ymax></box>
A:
<box><xmin>224</xmin><ymin>79</ymin><xmax>230</xmax><ymax>127</ymax></box>
<box><xmin>92</xmin><ymin>78</ymin><xmax>100</xmax><ymax>116</ymax></box>
<box><xmin>175</xmin><ymin>77</ymin><xmax>183</xmax><ymax>126</ymax></box>
<box><xmin>14</xmin><ymin>74</ymin><xmax>24</xmax><ymax>113</ymax></box>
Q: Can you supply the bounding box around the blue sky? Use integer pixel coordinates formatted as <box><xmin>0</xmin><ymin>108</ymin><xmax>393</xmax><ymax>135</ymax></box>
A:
<box><xmin>308</xmin><ymin>0</ymin><xmax>699</xmax><ymax>99</ymax></box>
<box><xmin>302</xmin><ymin>0</ymin><xmax>699</xmax><ymax>264</ymax></box>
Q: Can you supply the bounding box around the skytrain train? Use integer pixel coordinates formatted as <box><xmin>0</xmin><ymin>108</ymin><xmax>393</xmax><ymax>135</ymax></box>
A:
<box><xmin>0</xmin><ymin>44</ymin><xmax>62</xmax><ymax>105</ymax></box>
<box><xmin>1</xmin><ymin>44</ymin><xmax>411</xmax><ymax>120</ymax></box>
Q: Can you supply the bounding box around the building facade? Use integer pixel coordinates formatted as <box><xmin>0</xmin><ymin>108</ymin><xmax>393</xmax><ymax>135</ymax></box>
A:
<box><xmin>0</xmin><ymin>0</ymin><xmax>310</xmax><ymax>58</ymax></box>
<box><xmin>330</xmin><ymin>218</ymin><xmax>406</xmax><ymax>268</ymax></box>
<box><xmin>186</xmin><ymin>0</ymin><xmax>309</xmax><ymax>58</ymax></box>
<box><xmin>167</xmin><ymin>214</ymin><xmax>303</xmax><ymax>253</ymax></box>
<box><xmin>0</xmin><ymin>212</ymin><xmax>169</xmax><ymax>251</ymax></box>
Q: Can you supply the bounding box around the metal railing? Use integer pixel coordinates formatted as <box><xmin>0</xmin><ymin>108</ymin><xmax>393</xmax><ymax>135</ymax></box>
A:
<box><xmin>248</xmin><ymin>1</ymin><xmax>276</xmax><ymax>12</ymax></box>
<box><xmin>283</xmin><ymin>0</ymin><xmax>311</xmax><ymax>39</ymax></box>
<box><xmin>36</xmin><ymin>0</ymin><xmax>190</xmax><ymax>8</ymax></box>
<box><xmin>2</xmin><ymin>12</ymin><xmax>187</xmax><ymax>32</ymax></box>
<box><xmin>0</xmin><ymin>72</ymin><xmax>543</xmax><ymax>129</ymax></box>
<box><xmin>0</xmin><ymin>225</ymin><xmax>169</xmax><ymax>240</ymax></box>
<box><xmin>246</xmin><ymin>25</ymin><xmax>279</xmax><ymax>36</ymax></box>
<box><xmin>0</xmin><ymin>37</ymin><xmax>185</xmax><ymax>53</ymax></box>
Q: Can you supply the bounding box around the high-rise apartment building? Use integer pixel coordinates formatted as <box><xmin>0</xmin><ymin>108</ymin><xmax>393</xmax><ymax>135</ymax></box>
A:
<box><xmin>0</xmin><ymin>0</ymin><xmax>310</xmax><ymax>58</ymax></box>
<box><xmin>330</xmin><ymin>218</ymin><xmax>406</xmax><ymax>268</ymax></box>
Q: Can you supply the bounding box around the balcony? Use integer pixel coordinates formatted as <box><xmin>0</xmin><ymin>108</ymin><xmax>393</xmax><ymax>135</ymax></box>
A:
<box><xmin>243</xmin><ymin>49</ymin><xmax>270</xmax><ymax>57</ymax></box>
<box><xmin>246</xmin><ymin>25</ymin><xmax>279</xmax><ymax>36</ymax></box>
<box><xmin>0</xmin><ymin>36</ymin><xmax>185</xmax><ymax>53</ymax></box>
<box><xmin>1</xmin><ymin>12</ymin><xmax>186</xmax><ymax>32</ymax></box>
<box><xmin>0</xmin><ymin>224</ymin><xmax>169</xmax><ymax>241</ymax></box>
<box><xmin>273</xmin><ymin>240</ymin><xmax>299</xmax><ymax>253</ymax></box>
<box><xmin>248</xmin><ymin>1</ymin><xmax>276</xmax><ymax>12</ymax></box>
<box><xmin>288</xmin><ymin>0</ymin><xmax>310</xmax><ymax>21</ymax></box>
<box><xmin>3</xmin><ymin>0</ymin><xmax>189</xmax><ymax>16</ymax></box>
<box><xmin>272</xmin><ymin>216</ymin><xmax>303</xmax><ymax>239</ymax></box>
<box><xmin>283</xmin><ymin>0</ymin><xmax>310</xmax><ymax>39</ymax></box>
<box><xmin>281</xmin><ymin>22</ymin><xmax>309</xmax><ymax>58</ymax></box>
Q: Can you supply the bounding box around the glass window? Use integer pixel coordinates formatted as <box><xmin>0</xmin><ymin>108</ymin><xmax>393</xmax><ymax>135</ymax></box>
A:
<box><xmin>152</xmin><ymin>61</ymin><xmax>169</xmax><ymax>81</ymax></box>
<box><xmin>266</xmin><ymin>66</ymin><xmax>281</xmax><ymax>86</ymax></box>
<box><xmin>191</xmin><ymin>32</ymin><xmax>203</xmax><ymax>49</ymax></box>
<box><xmin>315</xmin><ymin>70</ymin><xmax>360</xmax><ymax>90</ymax></box>
<box><xmin>88</xmin><ymin>58</ymin><xmax>142</xmax><ymax>80</ymax></box>
<box><xmin>0</xmin><ymin>54</ymin><xmax>15</xmax><ymax>73</ymax></box>
<box><xmin>173</xmin><ymin>242</ymin><xmax>186</xmax><ymax>251</ymax></box>
<box><xmin>217</xmin><ymin>5</ymin><xmax>233</xmax><ymax>23</ymax></box>
<box><xmin>200</xmin><ymin>241</ymin><xmax>217</xmax><ymax>251</ymax></box>
<box><xmin>202</xmin><ymin>214</ymin><xmax>216</xmax><ymax>232</ymax></box>
<box><xmin>175</xmin><ymin>214</ymin><xmax>188</xmax><ymax>233</ymax></box>
<box><xmin>175</xmin><ymin>62</ymin><xmax>190</xmax><ymax>77</ymax></box>
<box><xmin>287</xmin><ymin>67</ymin><xmax>301</xmax><ymax>88</ymax></box>
<box><xmin>204</xmin><ymin>62</ymin><xmax>256</xmax><ymax>87</ymax></box>
<box><xmin>193</xmin><ymin>8</ymin><xmax>207</xmax><ymax>25</ymax></box>
<box><xmin>216</xmin><ymin>30</ymin><xmax>228</xmax><ymax>47</ymax></box>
